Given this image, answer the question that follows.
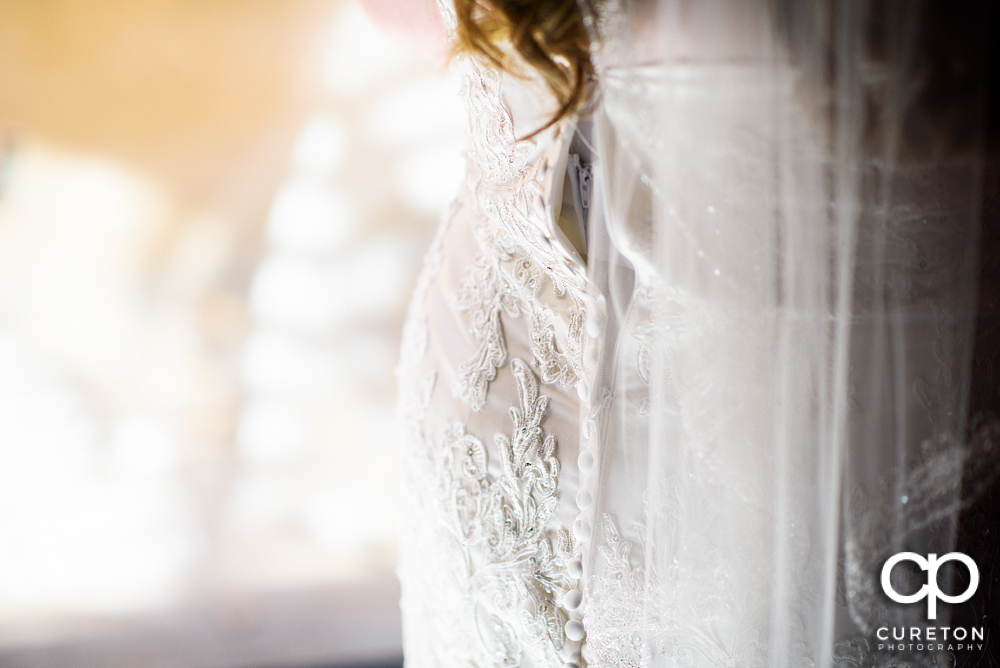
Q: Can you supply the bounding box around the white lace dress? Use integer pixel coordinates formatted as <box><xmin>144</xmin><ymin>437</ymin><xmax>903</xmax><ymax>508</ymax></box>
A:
<box><xmin>393</xmin><ymin>2</ymin><xmax>999</xmax><ymax>667</ymax></box>
<box><xmin>394</xmin><ymin>12</ymin><xmax>605</xmax><ymax>667</ymax></box>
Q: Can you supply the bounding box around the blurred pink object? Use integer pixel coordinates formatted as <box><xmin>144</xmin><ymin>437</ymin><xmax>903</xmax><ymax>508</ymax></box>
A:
<box><xmin>359</xmin><ymin>0</ymin><xmax>447</xmax><ymax>62</ymax></box>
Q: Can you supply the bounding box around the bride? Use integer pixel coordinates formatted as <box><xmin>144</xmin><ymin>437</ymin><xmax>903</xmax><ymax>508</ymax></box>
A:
<box><xmin>382</xmin><ymin>0</ymin><xmax>1000</xmax><ymax>666</ymax></box>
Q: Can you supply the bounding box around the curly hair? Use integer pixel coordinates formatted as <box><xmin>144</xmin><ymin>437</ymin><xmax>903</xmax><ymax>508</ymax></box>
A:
<box><xmin>452</xmin><ymin>0</ymin><xmax>595</xmax><ymax>135</ymax></box>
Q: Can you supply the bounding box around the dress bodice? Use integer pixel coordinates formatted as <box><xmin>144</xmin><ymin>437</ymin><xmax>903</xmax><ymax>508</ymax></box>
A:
<box><xmin>395</xmin><ymin>4</ymin><xmax>607</xmax><ymax>667</ymax></box>
<box><xmin>439</xmin><ymin>4</ymin><xmax>606</xmax><ymax>398</ymax></box>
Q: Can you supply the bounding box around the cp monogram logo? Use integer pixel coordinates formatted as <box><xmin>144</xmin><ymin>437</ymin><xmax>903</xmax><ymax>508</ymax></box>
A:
<box><xmin>881</xmin><ymin>552</ymin><xmax>979</xmax><ymax>619</ymax></box>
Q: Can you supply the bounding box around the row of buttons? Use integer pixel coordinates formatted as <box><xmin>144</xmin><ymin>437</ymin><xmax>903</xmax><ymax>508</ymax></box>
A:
<box><xmin>562</xmin><ymin>290</ymin><xmax>606</xmax><ymax>668</ymax></box>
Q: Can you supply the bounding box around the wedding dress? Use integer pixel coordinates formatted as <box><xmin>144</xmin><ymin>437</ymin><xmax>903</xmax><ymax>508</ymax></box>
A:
<box><xmin>395</xmin><ymin>1</ymin><xmax>997</xmax><ymax>667</ymax></box>
<box><xmin>394</xmin><ymin>1</ymin><xmax>601</xmax><ymax>664</ymax></box>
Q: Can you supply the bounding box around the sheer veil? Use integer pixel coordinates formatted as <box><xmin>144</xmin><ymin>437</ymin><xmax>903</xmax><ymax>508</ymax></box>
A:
<box><xmin>577</xmin><ymin>1</ymin><xmax>998</xmax><ymax>666</ymax></box>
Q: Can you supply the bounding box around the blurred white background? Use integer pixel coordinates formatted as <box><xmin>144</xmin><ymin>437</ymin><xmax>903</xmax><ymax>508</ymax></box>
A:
<box><xmin>0</xmin><ymin>1</ymin><xmax>464</xmax><ymax>665</ymax></box>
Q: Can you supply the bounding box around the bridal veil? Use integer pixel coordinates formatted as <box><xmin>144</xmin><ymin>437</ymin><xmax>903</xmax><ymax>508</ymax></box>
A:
<box><xmin>577</xmin><ymin>1</ymin><xmax>998</xmax><ymax>666</ymax></box>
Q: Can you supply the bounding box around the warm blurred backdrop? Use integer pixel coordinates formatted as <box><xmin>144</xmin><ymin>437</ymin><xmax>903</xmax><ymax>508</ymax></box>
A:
<box><xmin>0</xmin><ymin>1</ymin><xmax>464</xmax><ymax>666</ymax></box>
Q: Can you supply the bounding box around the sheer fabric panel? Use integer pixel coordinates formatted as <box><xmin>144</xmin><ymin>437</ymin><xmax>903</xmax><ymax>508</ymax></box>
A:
<box><xmin>581</xmin><ymin>2</ymin><xmax>991</xmax><ymax>666</ymax></box>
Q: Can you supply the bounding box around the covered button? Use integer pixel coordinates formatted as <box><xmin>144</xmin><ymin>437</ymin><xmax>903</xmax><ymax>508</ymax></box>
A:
<box><xmin>565</xmin><ymin>620</ymin><xmax>586</xmax><ymax>642</ymax></box>
<box><xmin>563</xmin><ymin>588</ymin><xmax>583</xmax><ymax>610</ymax></box>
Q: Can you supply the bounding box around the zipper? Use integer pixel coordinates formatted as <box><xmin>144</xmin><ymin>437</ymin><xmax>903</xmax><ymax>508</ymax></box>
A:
<box><xmin>568</xmin><ymin>152</ymin><xmax>592</xmax><ymax>254</ymax></box>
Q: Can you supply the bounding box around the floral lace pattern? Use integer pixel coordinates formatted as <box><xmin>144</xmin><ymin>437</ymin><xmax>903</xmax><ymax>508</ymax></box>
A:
<box><xmin>512</xmin><ymin>257</ymin><xmax>585</xmax><ymax>389</ymax></box>
<box><xmin>439</xmin><ymin>359</ymin><xmax>575</xmax><ymax>664</ymax></box>
<box><xmin>584</xmin><ymin>513</ymin><xmax>770</xmax><ymax>668</ymax></box>
<box><xmin>397</xmin><ymin>3</ymin><xmax>593</xmax><ymax>666</ymax></box>
<box><xmin>453</xmin><ymin>253</ymin><xmax>524</xmax><ymax>410</ymax></box>
<box><xmin>399</xmin><ymin>355</ymin><xmax>579</xmax><ymax>667</ymax></box>
<box><xmin>453</xmin><ymin>244</ymin><xmax>585</xmax><ymax>410</ymax></box>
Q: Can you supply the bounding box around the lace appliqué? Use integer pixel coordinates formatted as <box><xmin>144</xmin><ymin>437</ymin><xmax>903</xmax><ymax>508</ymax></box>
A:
<box><xmin>584</xmin><ymin>514</ymin><xmax>770</xmax><ymax>668</ymax></box>
<box><xmin>437</xmin><ymin>28</ymin><xmax>591</xmax><ymax>408</ymax></box>
<box><xmin>464</xmin><ymin>63</ymin><xmax>537</xmax><ymax>185</ymax></box>
<box><xmin>459</xmin><ymin>47</ymin><xmax>590</xmax><ymax>304</ymax></box>
<box><xmin>453</xmin><ymin>247</ymin><xmax>584</xmax><ymax>409</ymax></box>
<box><xmin>453</xmin><ymin>253</ymin><xmax>524</xmax><ymax>410</ymax></box>
<box><xmin>514</xmin><ymin>257</ymin><xmax>584</xmax><ymax>389</ymax></box>
<box><xmin>582</xmin><ymin>518</ymin><xmax>646</xmax><ymax>668</ymax></box>
<box><xmin>439</xmin><ymin>358</ymin><xmax>576</xmax><ymax>666</ymax></box>
<box><xmin>434</xmin><ymin>0</ymin><xmax>457</xmax><ymax>33</ymax></box>
<box><xmin>471</xmin><ymin>152</ymin><xmax>589</xmax><ymax>303</ymax></box>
